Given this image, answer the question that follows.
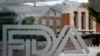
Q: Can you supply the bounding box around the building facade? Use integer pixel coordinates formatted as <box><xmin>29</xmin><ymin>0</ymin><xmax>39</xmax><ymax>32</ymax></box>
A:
<box><xmin>33</xmin><ymin>3</ymin><xmax>99</xmax><ymax>36</ymax></box>
<box><xmin>33</xmin><ymin>9</ymin><xmax>61</xmax><ymax>35</ymax></box>
<box><xmin>61</xmin><ymin>3</ymin><xmax>96</xmax><ymax>35</ymax></box>
<box><xmin>32</xmin><ymin>3</ymin><xmax>98</xmax><ymax>36</ymax></box>
<box><xmin>61</xmin><ymin>3</ymin><xmax>100</xmax><ymax>46</ymax></box>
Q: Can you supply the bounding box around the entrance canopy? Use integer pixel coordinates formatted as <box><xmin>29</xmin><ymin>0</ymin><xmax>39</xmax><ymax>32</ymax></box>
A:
<box><xmin>4</xmin><ymin>5</ymin><xmax>50</xmax><ymax>16</ymax></box>
<box><xmin>0</xmin><ymin>0</ymin><xmax>63</xmax><ymax>17</ymax></box>
<box><xmin>0</xmin><ymin>0</ymin><xmax>81</xmax><ymax>18</ymax></box>
<box><xmin>0</xmin><ymin>0</ymin><xmax>60</xmax><ymax>3</ymax></box>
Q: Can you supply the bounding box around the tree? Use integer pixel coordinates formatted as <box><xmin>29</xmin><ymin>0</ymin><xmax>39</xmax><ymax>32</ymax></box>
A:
<box><xmin>22</xmin><ymin>16</ymin><xmax>35</xmax><ymax>24</ymax></box>
<box><xmin>0</xmin><ymin>10</ymin><xmax>17</xmax><ymax>41</ymax></box>
<box><xmin>21</xmin><ymin>16</ymin><xmax>46</xmax><ymax>41</ymax></box>
<box><xmin>87</xmin><ymin>5</ymin><xmax>100</xmax><ymax>23</ymax></box>
<box><xmin>87</xmin><ymin>4</ymin><xmax>100</xmax><ymax>45</ymax></box>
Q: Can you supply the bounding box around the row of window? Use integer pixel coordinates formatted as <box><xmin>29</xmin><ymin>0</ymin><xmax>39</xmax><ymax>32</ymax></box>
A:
<box><xmin>42</xmin><ymin>19</ymin><xmax>60</xmax><ymax>28</ymax></box>
<box><xmin>42</xmin><ymin>18</ymin><xmax>61</xmax><ymax>34</ymax></box>
<box><xmin>74</xmin><ymin>11</ymin><xmax>93</xmax><ymax>30</ymax></box>
<box><xmin>46</xmin><ymin>10</ymin><xmax>61</xmax><ymax>17</ymax></box>
<box><xmin>34</xmin><ymin>17</ymin><xmax>61</xmax><ymax>33</ymax></box>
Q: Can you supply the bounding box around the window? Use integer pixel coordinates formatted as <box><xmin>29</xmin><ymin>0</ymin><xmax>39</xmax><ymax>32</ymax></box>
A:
<box><xmin>34</xmin><ymin>19</ymin><xmax>38</xmax><ymax>25</ymax></box>
<box><xmin>56</xmin><ymin>19</ymin><xmax>60</xmax><ymax>32</ymax></box>
<box><xmin>57</xmin><ymin>19</ymin><xmax>60</xmax><ymax>25</ymax></box>
<box><xmin>89</xmin><ymin>15</ymin><xmax>93</xmax><ymax>29</ymax></box>
<box><xmin>56</xmin><ymin>12</ymin><xmax>61</xmax><ymax>17</ymax></box>
<box><xmin>56</xmin><ymin>19</ymin><xmax>60</xmax><ymax>29</ymax></box>
<box><xmin>49</xmin><ymin>19</ymin><xmax>53</xmax><ymax>25</ymax></box>
<box><xmin>81</xmin><ymin>12</ymin><xmax>86</xmax><ymax>29</ymax></box>
<box><xmin>49</xmin><ymin>19</ymin><xmax>53</xmax><ymax>28</ymax></box>
<box><xmin>74</xmin><ymin>11</ymin><xmax>78</xmax><ymax>28</ymax></box>
<box><xmin>49</xmin><ymin>10</ymin><xmax>55</xmax><ymax>16</ymax></box>
<box><xmin>42</xmin><ymin>19</ymin><xmax>46</xmax><ymax>25</ymax></box>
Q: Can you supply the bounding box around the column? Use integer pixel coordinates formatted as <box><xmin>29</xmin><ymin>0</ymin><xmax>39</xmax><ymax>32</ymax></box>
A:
<box><xmin>78</xmin><ymin>11</ymin><xmax>81</xmax><ymax>30</ymax></box>
<box><xmin>93</xmin><ymin>20</ymin><xmax>96</xmax><ymax>33</ymax></box>
<box><xmin>70</xmin><ymin>12</ymin><xmax>74</xmax><ymax>26</ymax></box>
<box><xmin>78</xmin><ymin>11</ymin><xmax>82</xmax><ymax>34</ymax></box>
<box><xmin>85</xmin><ymin>11</ymin><xmax>89</xmax><ymax>34</ymax></box>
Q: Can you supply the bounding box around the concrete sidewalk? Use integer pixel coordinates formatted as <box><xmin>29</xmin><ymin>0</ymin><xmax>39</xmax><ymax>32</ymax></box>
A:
<box><xmin>59</xmin><ymin>48</ymin><xmax>100</xmax><ymax>56</ymax></box>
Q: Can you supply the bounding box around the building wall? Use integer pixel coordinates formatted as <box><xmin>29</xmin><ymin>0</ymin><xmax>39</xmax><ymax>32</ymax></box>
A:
<box><xmin>37</xmin><ymin>3</ymin><xmax>96</xmax><ymax>35</ymax></box>
<box><xmin>69</xmin><ymin>7</ymin><xmax>96</xmax><ymax>35</ymax></box>
<box><xmin>35</xmin><ymin>3</ymin><xmax>98</xmax><ymax>36</ymax></box>
<box><xmin>96</xmin><ymin>23</ymin><xmax>100</xmax><ymax>32</ymax></box>
<box><xmin>61</xmin><ymin>13</ymin><xmax>70</xmax><ymax>29</ymax></box>
<box><xmin>36</xmin><ymin>16</ymin><xmax>61</xmax><ymax>35</ymax></box>
<box><xmin>61</xmin><ymin>7</ymin><xmax>96</xmax><ymax>35</ymax></box>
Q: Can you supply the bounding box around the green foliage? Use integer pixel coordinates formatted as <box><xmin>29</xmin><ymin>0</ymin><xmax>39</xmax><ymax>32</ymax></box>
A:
<box><xmin>21</xmin><ymin>16</ymin><xmax>46</xmax><ymax>41</ymax></box>
<box><xmin>0</xmin><ymin>11</ymin><xmax>17</xmax><ymax>41</ymax></box>
<box><xmin>87</xmin><ymin>5</ymin><xmax>100</xmax><ymax>23</ymax></box>
<box><xmin>14</xmin><ymin>35</ymin><xmax>46</xmax><ymax>41</ymax></box>
<box><xmin>22</xmin><ymin>16</ymin><xmax>35</xmax><ymax>24</ymax></box>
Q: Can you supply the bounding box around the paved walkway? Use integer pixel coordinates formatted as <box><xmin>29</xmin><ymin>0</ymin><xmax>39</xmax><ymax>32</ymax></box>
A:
<box><xmin>59</xmin><ymin>47</ymin><xmax>100</xmax><ymax>56</ymax></box>
<box><xmin>0</xmin><ymin>47</ymin><xmax>100</xmax><ymax>56</ymax></box>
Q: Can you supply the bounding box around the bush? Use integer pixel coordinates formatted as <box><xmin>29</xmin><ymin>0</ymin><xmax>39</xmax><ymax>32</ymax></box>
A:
<box><xmin>14</xmin><ymin>35</ymin><xmax>46</xmax><ymax>41</ymax></box>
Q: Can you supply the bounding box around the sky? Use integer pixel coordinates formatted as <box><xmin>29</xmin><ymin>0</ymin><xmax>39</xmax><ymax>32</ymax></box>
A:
<box><xmin>38</xmin><ymin>0</ymin><xmax>89</xmax><ymax>5</ymax></box>
<box><xmin>24</xmin><ymin>0</ymin><xmax>88</xmax><ymax>6</ymax></box>
<box><xmin>70</xmin><ymin>0</ymin><xmax>88</xmax><ymax>2</ymax></box>
<box><xmin>37</xmin><ymin>0</ymin><xmax>88</xmax><ymax>6</ymax></box>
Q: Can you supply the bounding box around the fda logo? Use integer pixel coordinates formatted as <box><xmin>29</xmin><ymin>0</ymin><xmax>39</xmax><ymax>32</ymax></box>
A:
<box><xmin>2</xmin><ymin>25</ymin><xmax>89</xmax><ymax>56</ymax></box>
